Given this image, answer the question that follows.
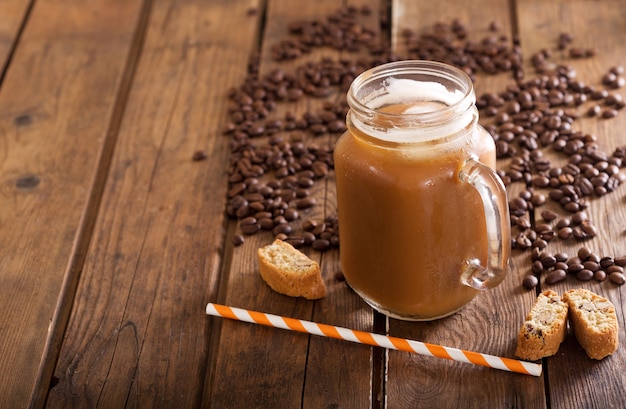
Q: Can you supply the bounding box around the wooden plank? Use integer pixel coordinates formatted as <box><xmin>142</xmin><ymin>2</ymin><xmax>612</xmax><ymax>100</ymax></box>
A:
<box><xmin>0</xmin><ymin>0</ymin><xmax>31</xmax><ymax>72</ymax></box>
<box><xmin>0</xmin><ymin>0</ymin><xmax>146</xmax><ymax>407</ymax></box>
<box><xmin>207</xmin><ymin>1</ymin><xmax>381</xmax><ymax>408</ymax></box>
<box><xmin>388</xmin><ymin>0</ymin><xmax>546</xmax><ymax>407</ymax></box>
<box><xmin>44</xmin><ymin>0</ymin><xmax>261</xmax><ymax>407</ymax></box>
<box><xmin>516</xmin><ymin>1</ymin><xmax>626</xmax><ymax>408</ymax></box>
<box><xmin>303</xmin><ymin>2</ymin><xmax>383</xmax><ymax>407</ymax></box>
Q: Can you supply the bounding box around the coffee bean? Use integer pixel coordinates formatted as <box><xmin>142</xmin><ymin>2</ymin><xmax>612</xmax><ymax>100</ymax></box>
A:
<box><xmin>312</xmin><ymin>161</ymin><xmax>329</xmax><ymax>178</ymax></box>
<box><xmin>587</xmin><ymin>105</ymin><xmax>601</xmax><ymax>117</ymax></box>
<box><xmin>593</xmin><ymin>270</ymin><xmax>607</xmax><ymax>282</ymax></box>
<box><xmin>609</xmin><ymin>272</ymin><xmax>626</xmax><ymax>285</ymax></box>
<box><xmin>284</xmin><ymin>208</ymin><xmax>299</xmax><ymax>221</ymax></box>
<box><xmin>576</xmin><ymin>269</ymin><xmax>594</xmax><ymax>281</ymax></box>
<box><xmin>588</xmin><ymin>253</ymin><xmax>601</xmax><ymax>263</ymax></box>
<box><xmin>546</xmin><ymin>269</ymin><xmax>567</xmax><ymax>284</ymax></box>
<box><xmin>578</xmin><ymin>247</ymin><xmax>592</xmax><ymax>260</ymax></box>
<box><xmin>522</xmin><ymin>274</ymin><xmax>538</xmax><ymax>289</ymax></box>
<box><xmin>567</xmin><ymin>262</ymin><xmax>584</xmax><ymax>275</ymax></box>
<box><xmin>557</xmin><ymin>226</ymin><xmax>573</xmax><ymax>239</ymax></box>
<box><xmin>581</xmin><ymin>222</ymin><xmax>598</xmax><ymax>238</ymax></box>
<box><xmin>296</xmin><ymin>197</ymin><xmax>316</xmax><ymax>209</ymax></box>
<box><xmin>602</xmin><ymin>108</ymin><xmax>618</xmax><ymax>118</ymax></box>
<box><xmin>535</xmin><ymin>223</ymin><xmax>552</xmax><ymax>235</ymax></box>
<box><xmin>312</xmin><ymin>239</ymin><xmax>330</xmax><ymax>251</ymax></box>
<box><xmin>571</xmin><ymin>211</ymin><xmax>588</xmax><ymax>225</ymax></box>
<box><xmin>540</xmin><ymin>254</ymin><xmax>557</xmax><ymax>269</ymax></box>
<box><xmin>241</xmin><ymin>222</ymin><xmax>260</xmax><ymax>235</ymax></box>
<box><xmin>541</xmin><ymin>210</ymin><xmax>558</xmax><ymax>221</ymax></box>
<box><xmin>273</xmin><ymin>224</ymin><xmax>292</xmax><ymax>236</ymax></box>
<box><xmin>311</xmin><ymin>222</ymin><xmax>326</xmax><ymax>236</ymax></box>
<box><xmin>583</xmin><ymin>260</ymin><xmax>600</xmax><ymax>272</ymax></box>
<box><xmin>516</xmin><ymin>234</ymin><xmax>533</xmax><ymax>249</ymax></box>
<box><xmin>284</xmin><ymin>236</ymin><xmax>305</xmax><ymax>248</ymax></box>
<box><xmin>600</xmin><ymin>256</ymin><xmax>615</xmax><ymax>269</ymax></box>
<box><xmin>259</xmin><ymin>217</ymin><xmax>275</xmax><ymax>230</ymax></box>
<box><xmin>275</xmin><ymin>233</ymin><xmax>288</xmax><ymax>241</ymax></box>
<box><xmin>232</xmin><ymin>234</ymin><xmax>245</xmax><ymax>246</ymax></box>
<box><xmin>555</xmin><ymin>253</ymin><xmax>569</xmax><ymax>262</ymax></box>
<box><xmin>236</xmin><ymin>204</ymin><xmax>250</xmax><ymax>218</ymax></box>
<box><xmin>302</xmin><ymin>231</ymin><xmax>316</xmax><ymax>245</ymax></box>
<box><xmin>606</xmin><ymin>265</ymin><xmax>624</xmax><ymax>274</ymax></box>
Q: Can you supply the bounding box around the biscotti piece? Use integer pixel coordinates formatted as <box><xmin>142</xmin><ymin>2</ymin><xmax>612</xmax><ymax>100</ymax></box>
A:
<box><xmin>257</xmin><ymin>239</ymin><xmax>326</xmax><ymax>300</ymax></box>
<box><xmin>562</xmin><ymin>289</ymin><xmax>618</xmax><ymax>360</ymax></box>
<box><xmin>515</xmin><ymin>290</ymin><xmax>569</xmax><ymax>361</ymax></box>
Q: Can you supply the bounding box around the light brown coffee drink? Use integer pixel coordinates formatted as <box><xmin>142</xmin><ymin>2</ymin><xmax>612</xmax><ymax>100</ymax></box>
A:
<box><xmin>334</xmin><ymin>61</ymin><xmax>510</xmax><ymax>320</ymax></box>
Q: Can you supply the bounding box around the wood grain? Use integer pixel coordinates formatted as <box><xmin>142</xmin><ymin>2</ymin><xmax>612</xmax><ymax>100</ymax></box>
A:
<box><xmin>2</xmin><ymin>0</ymin><xmax>625</xmax><ymax>408</ymax></box>
<box><xmin>517</xmin><ymin>1</ymin><xmax>626</xmax><ymax>408</ymax></box>
<box><xmin>45</xmin><ymin>0</ymin><xmax>260</xmax><ymax>407</ymax></box>
<box><xmin>208</xmin><ymin>1</ymin><xmax>380</xmax><ymax>408</ymax></box>
<box><xmin>0</xmin><ymin>0</ymin><xmax>31</xmax><ymax>73</ymax></box>
<box><xmin>0</xmin><ymin>0</ymin><xmax>146</xmax><ymax>406</ymax></box>
<box><xmin>305</xmin><ymin>2</ymin><xmax>384</xmax><ymax>408</ymax></box>
<box><xmin>387</xmin><ymin>1</ymin><xmax>546</xmax><ymax>408</ymax></box>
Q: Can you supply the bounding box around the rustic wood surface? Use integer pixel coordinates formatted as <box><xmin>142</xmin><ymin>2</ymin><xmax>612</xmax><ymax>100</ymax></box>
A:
<box><xmin>1</xmin><ymin>0</ymin><xmax>624</xmax><ymax>408</ymax></box>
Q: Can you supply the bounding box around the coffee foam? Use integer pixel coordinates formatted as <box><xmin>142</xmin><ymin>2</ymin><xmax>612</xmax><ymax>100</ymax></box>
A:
<box><xmin>369</xmin><ymin>77</ymin><xmax>464</xmax><ymax>109</ymax></box>
<box><xmin>353</xmin><ymin>78</ymin><xmax>473</xmax><ymax>145</ymax></box>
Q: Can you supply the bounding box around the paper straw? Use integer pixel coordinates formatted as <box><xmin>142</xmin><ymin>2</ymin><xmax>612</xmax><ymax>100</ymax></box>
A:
<box><xmin>206</xmin><ymin>303</ymin><xmax>542</xmax><ymax>377</ymax></box>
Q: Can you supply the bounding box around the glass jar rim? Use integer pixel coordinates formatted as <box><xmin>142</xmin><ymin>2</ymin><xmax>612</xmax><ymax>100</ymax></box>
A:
<box><xmin>347</xmin><ymin>60</ymin><xmax>476</xmax><ymax>125</ymax></box>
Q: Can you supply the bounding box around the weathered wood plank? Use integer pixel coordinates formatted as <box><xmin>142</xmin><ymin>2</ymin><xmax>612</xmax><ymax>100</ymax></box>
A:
<box><xmin>388</xmin><ymin>0</ymin><xmax>546</xmax><ymax>407</ymax></box>
<box><xmin>0</xmin><ymin>0</ymin><xmax>31</xmax><ymax>72</ymax></box>
<box><xmin>0</xmin><ymin>0</ymin><xmax>146</xmax><ymax>407</ymax></box>
<box><xmin>207</xmin><ymin>1</ymin><xmax>382</xmax><ymax>408</ymax></box>
<box><xmin>45</xmin><ymin>0</ymin><xmax>261</xmax><ymax>407</ymax></box>
<box><xmin>303</xmin><ymin>2</ymin><xmax>384</xmax><ymax>407</ymax></box>
<box><xmin>516</xmin><ymin>1</ymin><xmax>626</xmax><ymax>408</ymax></box>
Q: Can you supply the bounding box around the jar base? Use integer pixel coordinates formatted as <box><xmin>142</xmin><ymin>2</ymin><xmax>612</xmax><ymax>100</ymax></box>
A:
<box><xmin>351</xmin><ymin>285</ymin><xmax>471</xmax><ymax>321</ymax></box>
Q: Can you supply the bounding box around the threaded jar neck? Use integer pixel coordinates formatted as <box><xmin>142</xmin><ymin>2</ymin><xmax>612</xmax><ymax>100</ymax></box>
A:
<box><xmin>347</xmin><ymin>60</ymin><xmax>478</xmax><ymax>146</ymax></box>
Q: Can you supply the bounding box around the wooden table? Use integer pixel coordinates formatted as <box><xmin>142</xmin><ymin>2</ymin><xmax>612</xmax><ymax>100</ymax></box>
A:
<box><xmin>2</xmin><ymin>0</ymin><xmax>625</xmax><ymax>407</ymax></box>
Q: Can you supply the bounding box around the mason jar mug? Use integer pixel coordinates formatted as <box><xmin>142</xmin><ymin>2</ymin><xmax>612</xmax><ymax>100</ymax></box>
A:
<box><xmin>334</xmin><ymin>60</ymin><xmax>511</xmax><ymax>321</ymax></box>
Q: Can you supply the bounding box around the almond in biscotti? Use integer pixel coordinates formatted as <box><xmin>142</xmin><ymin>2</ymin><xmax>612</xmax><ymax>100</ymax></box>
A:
<box><xmin>562</xmin><ymin>289</ymin><xmax>618</xmax><ymax>360</ymax></box>
<box><xmin>515</xmin><ymin>290</ymin><xmax>569</xmax><ymax>361</ymax></box>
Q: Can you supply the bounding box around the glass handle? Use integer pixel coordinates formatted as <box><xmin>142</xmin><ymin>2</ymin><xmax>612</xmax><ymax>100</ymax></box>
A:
<box><xmin>458</xmin><ymin>158</ymin><xmax>511</xmax><ymax>290</ymax></box>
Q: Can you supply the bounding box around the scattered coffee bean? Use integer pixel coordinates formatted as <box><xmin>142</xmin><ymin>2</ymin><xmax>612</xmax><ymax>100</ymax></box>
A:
<box><xmin>546</xmin><ymin>269</ymin><xmax>567</xmax><ymax>284</ymax></box>
<box><xmin>593</xmin><ymin>270</ymin><xmax>607</xmax><ymax>282</ymax></box>
<box><xmin>192</xmin><ymin>150</ymin><xmax>208</xmax><ymax>161</ymax></box>
<box><xmin>567</xmin><ymin>261</ymin><xmax>584</xmax><ymax>275</ymax></box>
<box><xmin>522</xmin><ymin>274</ymin><xmax>539</xmax><ymax>289</ymax></box>
<box><xmin>312</xmin><ymin>239</ymin><xmax>331</xmax><ymax>251</ymax></box>
<box><xmin>232</xmin><ymin>234</ymin><xmax>245</xmax><ymax>246</ymax></box>
<box><xmin>609</xmin><ymin>272</ymin><xmax>626</xmax><ymax>285</ymax></box>
<box><xmin>576</xmin><ymin>269</ymin><xmax>594</xmax><ymax>281</ymax></box>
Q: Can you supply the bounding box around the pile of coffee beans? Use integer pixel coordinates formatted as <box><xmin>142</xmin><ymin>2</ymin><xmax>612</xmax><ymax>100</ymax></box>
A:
<box><xmin>523</xmin><ymin>247</ymin><xmax>626</xmax><ymax>289</ymax></box>
<box><xmin>215</xmin><ymin>7</ymin><xmax>625</xmax><ymax>289</ymax></box>
<box><xmin>473</xmin><ymin>33</ymin><xmax>626</xmax><ymax>288</ymax></box>
<box><xmin>401</xmin><ymin>19</ymin><xmax>522</xmax><ymax>80</ymax></box>
<box><xmin>271</xmin><ymin>5</ymin><xmax>383</xmax><ymax>61</ymax></box>
<box><xmin>223</xmin><ymin>7</ymin><xmax>387</xmax><ymax>250</ymax></box>
<box><xmin>221</xmin><ymin>8</ymin><xmax>525</xmax><ymax>251</ymax></box>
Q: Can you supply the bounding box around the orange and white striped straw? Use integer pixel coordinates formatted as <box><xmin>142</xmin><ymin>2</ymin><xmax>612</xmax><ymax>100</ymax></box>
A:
<box><xmin>206</xmin><ymin>303</ymin><xmax>542</xmax><ymax>376</ymax></box>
